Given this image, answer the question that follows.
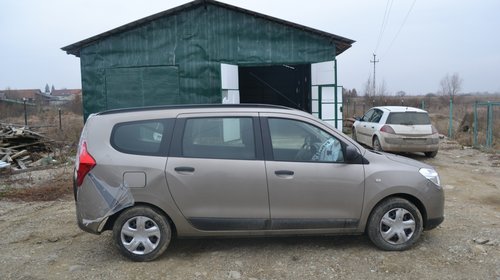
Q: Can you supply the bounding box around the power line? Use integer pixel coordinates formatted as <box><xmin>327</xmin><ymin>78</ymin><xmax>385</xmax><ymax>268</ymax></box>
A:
<box><xmin>375</xmin><ymin>0</ymin><xmax>394</xmax><ymax>53</ymax></box>
<box><xmin>381</xmin><ymin>0</ymin><xmax>417</xmax><ymax>58</ymax></box>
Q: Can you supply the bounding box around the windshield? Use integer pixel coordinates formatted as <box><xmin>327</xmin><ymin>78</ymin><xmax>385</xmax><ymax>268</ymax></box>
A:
<box><xmin>386</xmin><ymin>112</ymin><xmax>431</xmax><ymax>125</ymax></box>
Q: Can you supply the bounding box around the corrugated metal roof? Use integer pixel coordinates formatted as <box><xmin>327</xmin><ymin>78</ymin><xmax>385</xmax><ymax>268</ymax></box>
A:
<box><xmin>62</xmin><ymin>0</ymin><xmax>354</xmax><ymax>57</ymax></box>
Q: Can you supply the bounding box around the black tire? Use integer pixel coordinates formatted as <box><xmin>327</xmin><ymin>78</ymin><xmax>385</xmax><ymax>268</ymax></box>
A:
<box><xmin>424</xmin><ymin>151</ymin><xmax>438</xmax><ymax>158</ymax></box>
<box><xmin>367</xmin><ymin>197</ymin><xmax>423</xmax><ymax>251</ymax></box>
<box><xmin>112</xmin><ymin>206</ymin><xmax>172</xmax><ymax>262</ymax></box>
<box><xmin>373</xmin><ymin>137</ymin><xmax>383</xmax><ymax>151</ymax></box>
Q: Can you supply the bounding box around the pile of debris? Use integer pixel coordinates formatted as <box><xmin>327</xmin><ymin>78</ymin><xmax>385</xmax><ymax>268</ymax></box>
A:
<box><xmin>0</xmin><ymin>124</ymin><xmax>54</xmax><ymax>172</ymax></box>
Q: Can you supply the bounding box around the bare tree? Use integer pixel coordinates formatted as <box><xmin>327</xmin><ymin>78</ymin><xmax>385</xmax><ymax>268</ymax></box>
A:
<box><xmin>363</xmin><ymin>76</ymin><xmax>374</xmax><ymax>98</ymax></box>
<box><xmin>377</xmin><ymin>80</ymin><xmax>388</xmax><ymax>97</ymax></box>
<box><xmin>396</xmin><ymin>90</ymin><xmax>406</xmax><ymax>97</ymax></box>
<box><xmin>439</xmin><ymin>73</ymin><xmax>463</xmax><ymax>102</ymax></box>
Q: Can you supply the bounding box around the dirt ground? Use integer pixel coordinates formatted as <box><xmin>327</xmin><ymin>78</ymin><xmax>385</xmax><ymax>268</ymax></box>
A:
<box><xmin>0</xmin><ymin>140</ymin><xmax>498</xmax><ymax>280</ymax></box>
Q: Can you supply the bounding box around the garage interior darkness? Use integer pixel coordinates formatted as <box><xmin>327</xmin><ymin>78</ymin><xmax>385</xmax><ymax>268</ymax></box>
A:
<box><xmin>238</xmin><ymin>64</ymin><xmax>311</xmax><ymax>113</ymax></box>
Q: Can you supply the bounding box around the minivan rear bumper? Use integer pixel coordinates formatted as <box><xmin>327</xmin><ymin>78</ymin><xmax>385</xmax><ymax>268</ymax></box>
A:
<box><xmin>75</xmin><ymin>203</ymin><xmax>106</xmax><ymax>234</ymax></box>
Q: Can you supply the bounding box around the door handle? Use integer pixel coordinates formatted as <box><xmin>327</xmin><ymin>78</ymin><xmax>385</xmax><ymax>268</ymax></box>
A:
<box><xmin>275</xmin><ymin>170</ymin><xmax>294</xmax><ymax>176</ymax></box>
<box><xmin>174</xmin><ymin>166</ymin><xmax>195</xmax><ymax>172</ymax></box>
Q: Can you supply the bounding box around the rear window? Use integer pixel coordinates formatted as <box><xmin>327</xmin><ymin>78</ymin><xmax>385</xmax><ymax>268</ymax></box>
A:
<box><xmin>386</xmin><ymin>112</ymin><xmax>431</xmax><ymax>125</ymax></box>
<box><xmin>111</xmin><ymin>120</ymin><xmax>168</xmax><ymax>156</ymax></box>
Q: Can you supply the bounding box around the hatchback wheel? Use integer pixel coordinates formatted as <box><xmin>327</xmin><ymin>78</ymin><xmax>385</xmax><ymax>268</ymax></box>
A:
<box><xmin>425</xmin><ymin>151</ymin><xmax>438</xmax><ymax>158</ymax></box>
<box><xmin>373</xmin><ymin>137</ymin><xmax>383</xmax><ymax>151</ymax></box>
<box><xmin>352</xmin><ymin>128</ymin><xmax>357</xmax><ymax>142</ymax></box>
<box><xmin>367</xmin><ymin>198</ymin><xmax>423</xmax><ymax>251</ymax></box>
<box><xmin>113</xmin><ymin>206</ymin><xmax>172</xmax><ymax>262</ymax></box>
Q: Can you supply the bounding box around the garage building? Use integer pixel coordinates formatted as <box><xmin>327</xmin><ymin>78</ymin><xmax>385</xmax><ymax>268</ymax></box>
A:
<box><xmin>62</xmin><ymin>0</ymin><xmax>354</xmax><ymax>127</ymax></box>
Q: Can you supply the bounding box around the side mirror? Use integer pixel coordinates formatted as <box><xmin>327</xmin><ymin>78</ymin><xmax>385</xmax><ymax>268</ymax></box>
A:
<box><xmin>345</xmin><ymin>145</ymin><xmax>361</xmax><ymax>163</ymax></box>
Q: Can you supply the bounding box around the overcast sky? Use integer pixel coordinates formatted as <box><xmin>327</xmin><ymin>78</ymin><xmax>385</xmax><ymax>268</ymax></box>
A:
<box><xmin>1</xmin><ymin>0</ymin><xmax>499</xmax><ymax>95</ymax></box>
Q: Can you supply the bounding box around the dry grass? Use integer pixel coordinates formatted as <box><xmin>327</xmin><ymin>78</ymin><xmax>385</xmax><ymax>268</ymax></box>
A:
<box><xmin>0</xmin><ymin>103</ymin><xmax>81</xmax><ymax>201</ymax></box>
<box><xmin>0</xmin><ymin>172</ymin><xmax>72</xmax><ymax>201</ymax></box>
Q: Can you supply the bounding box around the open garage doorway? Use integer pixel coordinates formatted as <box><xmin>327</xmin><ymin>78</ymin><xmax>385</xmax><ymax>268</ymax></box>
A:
<box><xmin>238</xmin><ymin>64</ymin><xmax>311</xmax><ymax>113</ymax></box>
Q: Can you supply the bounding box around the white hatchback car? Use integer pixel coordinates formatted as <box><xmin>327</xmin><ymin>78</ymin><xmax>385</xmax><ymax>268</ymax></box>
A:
<box><xmin>352</xmin><ymin>106</ymin><xmax>439</xmax><ymax>157</ymax></box>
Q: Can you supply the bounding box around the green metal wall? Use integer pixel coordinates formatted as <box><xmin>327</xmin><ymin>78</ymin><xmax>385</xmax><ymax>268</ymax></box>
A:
<box><xmin>80</xmin><ymin>4</ymin><xmax>338</xmax><ymax>119</ymax></box>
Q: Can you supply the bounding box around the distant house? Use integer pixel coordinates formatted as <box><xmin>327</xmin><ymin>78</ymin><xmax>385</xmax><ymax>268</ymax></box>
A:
<box><xmin>0</xmin><ymin>88</ymin><xmax>82</xmax><ymax>106</ymax></box>
<box><xmin>0</xmin><ymin>89</ymin><xmax>52</xmax><ymax>104</ymax></box>
<box><xmin>49</xmin><ymin>88</ymin><xmax>82</xmax><ymax>105</ymax></box>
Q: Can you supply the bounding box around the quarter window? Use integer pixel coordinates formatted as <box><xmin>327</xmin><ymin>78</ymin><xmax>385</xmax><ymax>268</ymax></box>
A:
<box><xmin>111</xmin><ymin>120</ymin><xmax>165</xmax><ymax>155</ymax></box>
<box><xmin>268</xmin><ymin>118</ymin><xmax>344</xmax><ymax>163</ymax></box>
<box><xmin>182</xmin><ymin>118</ymin><xmax>256</xmax><ymax>160</ymax></box>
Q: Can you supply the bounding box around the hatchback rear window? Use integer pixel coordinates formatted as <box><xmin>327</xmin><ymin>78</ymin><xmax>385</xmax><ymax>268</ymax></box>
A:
<box><xmin>386</xmin><ymin>112</ymin><xmax>431</xmax><ymax>125</ymax></box>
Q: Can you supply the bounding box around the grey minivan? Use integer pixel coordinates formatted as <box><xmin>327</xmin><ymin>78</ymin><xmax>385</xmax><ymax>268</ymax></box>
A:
<box><xmin>74</xmin><ymin>104</ymin><xmax>444</xmax><ymax>261</ymax></box>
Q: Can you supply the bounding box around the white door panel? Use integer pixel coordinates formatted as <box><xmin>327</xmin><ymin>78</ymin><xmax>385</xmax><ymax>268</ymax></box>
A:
<box><xmin>311</xmin><ymin>61</ymin><xmax>342</xmax><ymax>129</ymax></box>
<box><xmin>311</xmin><ymin>61</ymin><xmax>335</xmax><ymax>85</ymax></box>
<box><xmin>221</xmin><ymin>64</ymin><xmax>240</xmax><ymax>104</ymax></box>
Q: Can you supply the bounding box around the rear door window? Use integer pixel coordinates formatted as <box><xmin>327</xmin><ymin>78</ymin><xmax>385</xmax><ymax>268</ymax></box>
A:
<box><xmin>182</xmin><ymin>117</ymin><xmax>256</xmax><ymax>160</ymax></box>
<box><xmin>369</xmin><ymin>109</ymin><xmax>383</xmax><ymax>123</ymax></box>
<box><xmin>361</xmin><ymin>109</ymin><xmax>374</xmax><ymax>122</ymax></box>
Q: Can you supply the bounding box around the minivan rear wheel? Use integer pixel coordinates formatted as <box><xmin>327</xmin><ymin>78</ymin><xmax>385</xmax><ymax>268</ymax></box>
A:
<box><xmin>113</xmin><ymin>206</ymin><xmax>172</xmax><ymax>262</ymax></box>
<box><xmin>367</xmin><ymin>198</ymin><xmax>423</xmax><ymax>251</ymax></box>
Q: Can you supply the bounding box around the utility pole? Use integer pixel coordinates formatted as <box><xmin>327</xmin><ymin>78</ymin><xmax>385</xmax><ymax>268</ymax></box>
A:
<box><xmin>370</xmin><ymin>53</ymin><xmax>379</xmax><ymax>95</ymax></box>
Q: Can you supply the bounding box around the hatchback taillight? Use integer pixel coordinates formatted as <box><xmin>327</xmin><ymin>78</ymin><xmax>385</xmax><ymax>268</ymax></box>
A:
<box><xmin>380</xmin><ymin>125</ymin><xmax>396</xmax><ymax>134</ymax></box>
<box><xmin>76</xmin><ymin>142</ymin><xmax>96</xmax><ymax>187</ymax></box>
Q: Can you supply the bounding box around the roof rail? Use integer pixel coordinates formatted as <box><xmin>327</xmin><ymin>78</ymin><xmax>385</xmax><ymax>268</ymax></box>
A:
<box><xmin>97</xmin><ymin>103</ymin><xmax>293</xmax><ymax>115</ymax></box>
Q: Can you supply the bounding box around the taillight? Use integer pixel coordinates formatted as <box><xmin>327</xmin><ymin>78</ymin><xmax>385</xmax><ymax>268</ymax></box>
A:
<box><xmin>380</xmin><ymin>125</ymin><xmax>396</xmax><ymax>134</ymax></box>
<box><xmin>76</xmin><ymin>142</ymin><xmax>96</xmax><ymax>187</ymax></box>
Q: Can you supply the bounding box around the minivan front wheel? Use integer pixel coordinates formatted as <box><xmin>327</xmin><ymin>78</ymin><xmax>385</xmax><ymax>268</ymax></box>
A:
<box><xmin>113</xmin><ymin>206</ymin><xmax>172</xmax><ymax>262</ymax></box>
<box><xmin>367</xmin><ymin>198</ymin><xmax>423</xmax><ymax>251</ymax></box>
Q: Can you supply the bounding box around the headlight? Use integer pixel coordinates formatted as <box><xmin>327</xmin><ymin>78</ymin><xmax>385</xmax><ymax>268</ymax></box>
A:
<box><xmin>419</xmin><ymin>168</ymin><xmax>441</xmax><ymax>186</ymax></box>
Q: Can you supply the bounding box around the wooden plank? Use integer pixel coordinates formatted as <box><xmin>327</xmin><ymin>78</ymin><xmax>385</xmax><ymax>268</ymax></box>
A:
<box><xmin>10</xmin><ymin>150</ymin><xmax>28</xmax><ymax>160</ymax></box>
<box><xmin>15</xmin><ymin>159</ymin><xmax>27</xmax><ymax>170</ymax></box>
<box><xmin>7</xmin><ymin>141</ymin><xmax>52</xmax><ymax>150</ymax></box>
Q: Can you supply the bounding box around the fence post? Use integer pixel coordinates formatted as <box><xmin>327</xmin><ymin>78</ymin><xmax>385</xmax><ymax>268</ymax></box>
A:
<box><xmin>473</xmin><ymin>100</ymin><xmax>478</xmax><ymax>147</ymax></box>
<box><xmin>421</xmin><ymin>100</ymin><xmax>425</xmax><ymax>110</ymax></box>
<box><xmin>486</xmin><ymin>102</ymin><xmax>493</xmax><ymax>148</ymax></box>
<box><xmin>59</xmin><ymin>108</ymin><xmax>62</xmax><ymax>130</ymax></box>
<box><xmin>346</xmin><ymin>98</ymin><xmax>349</xmax><ymax>118</ymax></box>
<box><xmin>23</xmin><ymin>98</ymin><xmax>28</xmax><ymax>126</ymax></box>
<box><xmin>448</xmin><ymin>98</ymin><xmax>453</xmax><ymax>138</ymax></box>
